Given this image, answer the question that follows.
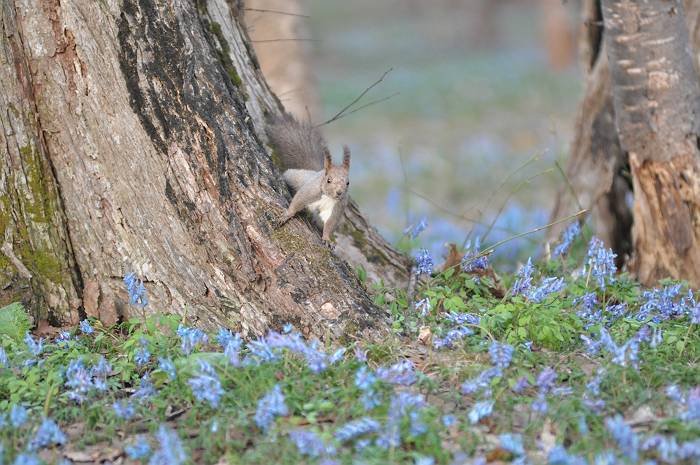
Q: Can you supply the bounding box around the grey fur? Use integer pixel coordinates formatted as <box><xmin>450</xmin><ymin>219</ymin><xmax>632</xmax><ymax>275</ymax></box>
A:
<box><xmin>270</xmin><ymin>115</ymin><xmax>351</xmax><ymax>242</ymax></box>
<box><xmin>266</xmin><ymin>115</ymin><xmax>327</xmax><ymax>170</ymax></box>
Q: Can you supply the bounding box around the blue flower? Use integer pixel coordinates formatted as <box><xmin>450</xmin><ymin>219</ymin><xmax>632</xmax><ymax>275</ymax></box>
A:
<box><xmin>512</xmin><ymin>376</ymin><xmax>530</xmax><ymax>393</ymax></box>
<box><xmin>375</xmin><ymin>360</ymin><xmax>416</xmax><ymax>385</ymax></box>
<box><xmin>536</xmin><ymin>367</ymin><xmax>557</xmax><ymax>392</ymax></box>
<box><xmin>355</xmin><ymin>366</ymin><xmax>381</xmax><ymax>410</ymax></box>
<box><xmin>512</xmin><ymin>258</ymin><xmax>534</xmax><ymax>296</ymax></box>
<box><xmin>24</xmin><ymin>333</ymin><xmax>43</xmax><ymax>357</ymax></box>
<box><xmin>188</xmin><ymin>360</ymin><xmax>224</xmax><ymax>408</ymax></box>
<box><xmin>176</xmin><ymin>324</ymin><xmax>208</xmax><ymax>355</ymax></box>
<box><xmin>531</xmin><ymin>393</ymin><xmax>548</xmax><ymax>414</ymax></box>
<box><xmin>149</xmin><ymin>425</ymin><xmax>186</xmax><ymax>465</ymax></box>
<box><xmin>416</xmin><ymin>298</ymin><xmax>431</xmax><ymax>317</ymax></box>
<box><xmin>488</xmin><ymin>342</ymin><xmax>514</xmax><ymax>369</ymax></box>
<box><xmin>354</xmin><ymin>346</ymin><xmax>368</xmax><ymax>362</ymax></box>
<box><xmin>12</xmin><ymin>454</ymin><xmax>41</xmax><ymax>465</ymax></box>
<box><xmin>28</xmin><ymin>418</ymin><xmax>67</xmax><ymax>450</ymax></box>
<box><xmin>10</xmin><ymin>405</ymin><xmax>28</xmax><ymax>428</ymax></box>
<box><xmin>468</xmin><ymin>400</ymin><xmax>494</xmax><ymax>424</ymax></box>
<box><xmin>125</xmin><ymin>436</ymin><xmax>151</xmax><ymax>460</ymax></box>
<box><xmin>124</xmin><ymin>272</ymin><xmax>148</xmax><ymax>309</ymax></box>
<box><xmin>376</xmin><ymin>393</ymin><xmax>425</xmax><ymax>448</ymax></box>
<box><xmin>584</xmin><ymin>237</ymin><xmax>617</xmax><ymax>289</ymax></box>
<box><xmin>403</xmin><ymin>217</ymin><xmax>428</xmax><ymax>239</ymax></box>
<box><xmin>158</xmin><ymin>358</ymin><xmax>176</xmax><ymax>380</ymax></box>
<box><xmin>0</xmin><ymin>346</ymin><xmax>9</xmax><ymax>368</ymax></box>
<box><xmin>552</xmin><ymin>222</ymin><xmax>581</xmax><ymax>257</ymax></box>
<box><xmin>216</xmin><ymin>327</ymin><xmax>235</xmax><ymax>348</ymax></box>
<box><xmin>441</xmin><ymin>415</ymin><xmax>457</xmax><ymax>427</ymax></box>
<box><xmin>499</xmin><ymin>433</ymin><xmax>525</xmax><ymax>456</ymax></box>
<box><xmin>113</xmin><ymin>400</ymin><xmax>135</xmax><ymax>420</ymax></box>
<box><xmin>134</xmin><ymin>338</ymin><xmax>151</xmax><ymax>367</ymax></box>
<box><xmin>414</xmin><ymin>249</ymin><xmax>434</xmax><ymax>275</ymax></box>
<box><xmin>288</xmin><ymin>430</ymin><xmax>336</xmax><ymax>457</ymax></box>
<box><xmin>131</xmin><ymin>375</ymin><xmax>156</xmax><ymax>401</ymax></box>
<box><xmin>334</xmin><ymin>417</ymin><xmax>380</xmax><ymax>442</ymax></box>
<box><xmin>65</xmin><ymin>358</ymin><xmax>93</xmax><ymax>403</ymax></box>
<box><xmin>79</xmin><ymin>319</ymin><xmax>94</xmax><ymax>335</ymax></box>
<box><xmin>254</xmin><ymin>384</ymin><xmax>288</xmax><ymax>432</ymax></box>
<box><xmin>433</xmin><ymin>326</ymin><xmax>473</xmax><ymax>350</ymax></box>
<box><xmin>605</xmin><ymin>415</ymin><xmax>639</xmax><ymax>461</ymax></box>
<box><xmin>527</xmin><ymin>277</ymin><xmax>566</xmax><ymax>303</ymax></box>
<box><xmin>462</xmin><ymin>237</ymin><xmax>489</xmax><ymax>272</ymax></box>
<box><xmin>90</xmin><ymin>356</ymin><xmax>111</xmax><ymax>391</ymax></box>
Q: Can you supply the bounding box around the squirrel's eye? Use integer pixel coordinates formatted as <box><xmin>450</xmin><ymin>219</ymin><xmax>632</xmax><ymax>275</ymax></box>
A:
<box><xmin>346</xmin><ymin>181</ymin><xmax>350</xmax><ymax>186</ymax></box>
<box><xmin>327</xmin><ymin>178</ymin><xmax>331</xmax><ymax>183</ymax></box>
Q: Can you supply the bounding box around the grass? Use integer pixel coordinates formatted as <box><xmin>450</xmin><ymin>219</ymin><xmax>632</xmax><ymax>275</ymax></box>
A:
<box><xmin>1</xmin><ymin>227</ymin><xmax>700</xmax><ymax>464</ymax></box>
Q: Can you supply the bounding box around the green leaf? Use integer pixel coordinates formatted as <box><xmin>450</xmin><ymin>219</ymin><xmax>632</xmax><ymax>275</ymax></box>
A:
<box><xmin>0</xmin><ymin>302</ymin><xmax>32</xmax><ymax>343</ymax></box>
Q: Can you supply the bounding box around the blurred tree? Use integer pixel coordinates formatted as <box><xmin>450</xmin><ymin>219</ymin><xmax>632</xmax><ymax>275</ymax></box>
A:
<box><xmin>550</xmin><ymin>0</ymin><xmax>700</xmax><ymax>286</ymax></box>
<box><xmin>244</xmin><ymin>0</ymin><xmax>319</xmax><ymax>118</ymax></box>
<box><xmin>541</xmin><ymin>0</ymin><xmax>576</xmax><ymax>69</ymax></box>
<box><xmin>0</xmin><ymin>0</ymin><xmax>406</xmax><ymax>334</ymax></box>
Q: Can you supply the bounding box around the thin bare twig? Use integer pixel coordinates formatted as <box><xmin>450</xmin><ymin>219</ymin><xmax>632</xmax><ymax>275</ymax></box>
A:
<box><xmin>554</xmin><ymin>159</ymin><xmax>584</xmax><ymax>211</ymax></box>
<box><xmin>320</xmin><ymin>92</ymin><xmax>400</xmax><ymax>125</ymax></box>
<box><xmin>317</xmin><ymin>68</ymin><xmax>394</xmax><ymax>127</ymax></box>
<box><xmin>244</xmin><ymin>7</ymin><xmax>310</xmax><ymax>18</ymax></box>
<box><xmin>251</xmin><ymin>38</ymin><xmax>318</xmax><ymax>43</ymax></box>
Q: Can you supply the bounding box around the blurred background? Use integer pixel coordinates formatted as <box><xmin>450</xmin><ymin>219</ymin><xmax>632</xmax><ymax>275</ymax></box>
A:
<box><xmin>245</xmin><ymin>0</ymin><xmax>583</xmax><ymax>268</ymax></box>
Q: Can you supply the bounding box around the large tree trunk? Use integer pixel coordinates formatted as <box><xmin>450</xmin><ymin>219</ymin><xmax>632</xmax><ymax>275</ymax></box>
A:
<box><xmin>0</xmin><ymin>0</ymin><xmax>402</xmax><ymax>338</ymax></box>
<box><xmin>549</xmin><ymin>0</ymin><xmax>700</xmax><ymax>285</ymax></box>
<box><xmin>602</xmin><ymin>0</ymin><xmax>700</xmax><ymax>285</ymax></box>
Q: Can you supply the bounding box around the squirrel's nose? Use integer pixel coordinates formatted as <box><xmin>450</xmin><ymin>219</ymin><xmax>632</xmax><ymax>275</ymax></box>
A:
<box><xmin>336</xmin><ymin>190</ymin><xmax>343</xmax><ymax>197</ymax></box>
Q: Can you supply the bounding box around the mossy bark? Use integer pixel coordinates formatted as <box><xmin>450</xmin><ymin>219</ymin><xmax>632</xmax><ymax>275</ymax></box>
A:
<box><xmin>0</xmin><ymin>0</ymin><xmax>396</xmax><ymax>338</ymax></box>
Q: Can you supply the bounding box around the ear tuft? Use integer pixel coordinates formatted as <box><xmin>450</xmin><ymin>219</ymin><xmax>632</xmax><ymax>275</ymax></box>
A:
<box><xmin>342</xmin><ymin>145</ymin><xmax>351</xmax><ymax>169</ymax></box>
<box><xmin>323</xmin><ymin>147</ymin><xmax>332</xmax><ymax>172</ymax></box>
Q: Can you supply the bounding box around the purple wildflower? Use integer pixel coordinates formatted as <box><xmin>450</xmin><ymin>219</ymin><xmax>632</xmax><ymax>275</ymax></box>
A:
<box><xmin>527</xmin><ymin>277</ymin><xmax>566</xmax><ymax>303</ymax></box>
<box><xmin>134</xmin><ymin>338</ymin><xmax>151</xmax><ymax>367</ymax></box>
<box><xmin>334</xmin><ymin>417</ymin><xmax>380</xmax><ymax>442</ymax></box>
<box><xmin>24</xmin><ymin>333</ymin><xmax>43</xmax><ymax>357</ymax></box>
<box><xmin>124</xmin><ymin>272</ymin><xmax>148</xmax><ymax>309</ymax></box>
<box><xmin>28</xmin><ymin>418</ymin><xmax>67</xmax><ymax>450</ymax></box>
<box><xmin>113</xmin><ymin>400</ymin><xmax>135</xmax><ymax>420</ymax></box>
<box><xmin>403</xmin><ymin>217</ymin><xmax>428</xmax><ymax>239</ymax></box>
<box><xmin>149</xmin><ymin>425</ymin><xmax>186</xmax><ymax>465</ymax></box>
<box><xmin>553</xmin><ymin>222</ymin><xmax>581</xmax><ymax>257</ymax></box>
<box><xmin>468</xmin><ymin>400</ymin><xmax>494</xmax><ymax>424</ymax></box>
<box><xmin>512</xmin><ymin>258</ymin><xmax>534</xmax><ymax>296</ymax></box>
<box><xmin>288</xmin><ymin>430</ymin><xmax>336</xmax><ymax>457</ymax></box>
<box><xmin>254</xmin><ymin>384</ymin><xmax>288</xmax><ymax>432</ymax></box>
<box><xmin>488</xmin><ymin>342</ymin><xmax>514</xmax><ymax>369</ymax></box>
<box><xmin>79</xmin><ymin>319</ymin><xmax>94</xmax><ymax>335</ymax></box>
<box><xmin>414</xmin><ymin>249</ymin><xmax>434</xmax><ymax>275</ymax></box>
<box><xmin>125</xmin><ymin>436</ymin><xmax>151</xmax><ymax>460</ymax></box>
<box><xmin>605</xmin><ymin>415</ymin><xmax>639</xmax><ymax>461</ymax></box>
<box><xmin>0</xmin><ymin>346</ymin><xmax>7</xmax><ymax>368</ymax></box>
<box><xmin>187</xmin><ymin>360</ymin><xmax>224</xmax><ymax>408</ymax></box>
<box><xmin>499</xmin><ymin>433</ymin><xmax>525</xmax><ymax>456</ymax></box>
<box><xmin>10</xmin><ymin>405</ymin><xmax>28</xmax><ymax>428</ymax></box>
<box><xmin>177</xmin><ymin>324</ymin><xmax>208</xmax><ymax>355</ymax></box>
<box><xmin>512</xmin><ymin>376</ymin><xmax>530</xmax><ymax>393</ymax></box>
<box><xmin>375</xmin><ymin>360</ymin><xmax>416</xmax><ymax>385</ymax></box>
<box><xmin>584</xmin><ymin>237</ymin><xmax>617</xmax><ymax>289</ymax></box>
<box><xmin>158</xmin><ymin>357</ymin><xmax>176</xmax><ymax>380</ymax></box>
<box><xmin>462</xmin><ymin>237</ymin><xmax>489</xmax><ymax>272</ymax></box>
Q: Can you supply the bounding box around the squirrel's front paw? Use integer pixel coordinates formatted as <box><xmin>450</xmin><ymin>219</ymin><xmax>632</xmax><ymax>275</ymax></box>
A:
<box><xmin>276</xmin><ymin>214</ymin><xmax>291</xmax><ymax>229</ymax></box>
<box><xmin>322</xmin><ymin>237</ymin><xmax>335</xmax><ymax>250</ymax></box>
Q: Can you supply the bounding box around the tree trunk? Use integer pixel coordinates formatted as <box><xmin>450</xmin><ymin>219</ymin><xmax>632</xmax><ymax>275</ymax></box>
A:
<box><xmin>0</xmin><ymin>0</ymin><xmax>400</xmax><ymax>338</ymax></box>
<box><xmin>602</xmin><ymin>0</ymin><xmax>700</xmax><ymax>285</ymax></box>
<box><xmin>549</xmin><ymin>0</ymin><xmax>700</xmax><ymax>285</ymax></box>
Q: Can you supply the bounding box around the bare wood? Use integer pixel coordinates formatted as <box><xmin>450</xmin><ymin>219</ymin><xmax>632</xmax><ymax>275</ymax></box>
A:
<box><xmin>602</xmin><ymin>0</ymin><xmax>700</xmax><ymax>285</ymax></box>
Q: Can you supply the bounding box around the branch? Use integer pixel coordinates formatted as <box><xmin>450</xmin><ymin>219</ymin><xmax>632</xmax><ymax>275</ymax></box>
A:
<box><xmin>244</xmin><ymin>7</ymin><xmax>310</xmax><ymax>18</ymax></box>
<box><xmin>317</xmin><ymin>67</ymin><xmax>394</xmax><ymax>127</ymax></box>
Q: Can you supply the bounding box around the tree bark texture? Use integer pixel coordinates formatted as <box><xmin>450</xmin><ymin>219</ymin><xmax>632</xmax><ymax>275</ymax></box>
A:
<box><xmin>602</xmin><ymin>0</ymin><xmax>700</xmax><ymax>286</ymax></box>
<box><xmin>549</xmin><ymin>0</ymin><xmax>700</xmax><ymax>285</ymax></box>
<box><xmin>0</xmin><ymin>0</ymin><xmax>399</xmax><ymax>338</ymax></box>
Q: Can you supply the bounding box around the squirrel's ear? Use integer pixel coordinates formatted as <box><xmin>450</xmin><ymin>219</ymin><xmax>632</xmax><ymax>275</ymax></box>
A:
<box><xmin>342</xmin><ymin>146</ymin><xmax>351</xmax><ymax>169</ymax></box>
<box><xmin>323</xmin><ymin>147</ymin><xmax>332</xmax><ymax>172</ymax></box>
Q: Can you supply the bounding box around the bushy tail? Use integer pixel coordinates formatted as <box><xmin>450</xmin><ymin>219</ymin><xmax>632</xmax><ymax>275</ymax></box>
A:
<box><xmin>266</xmin><ymin>114</ymin><xmax>327</xmax><ymax>171</ymax></box>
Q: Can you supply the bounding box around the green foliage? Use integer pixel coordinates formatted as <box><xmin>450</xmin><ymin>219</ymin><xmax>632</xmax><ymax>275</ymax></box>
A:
<box><xmin>0</xmin><ymin>302</ymin><xmax>32</xmax><ymax>343</ymax></box>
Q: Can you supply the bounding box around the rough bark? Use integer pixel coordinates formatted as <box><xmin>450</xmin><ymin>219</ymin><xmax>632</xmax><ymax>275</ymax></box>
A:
<box><xmin>0</xmin><ymin>0</ymin><xmax>396</xmax><ymax>339</ymax></box>
<box><xmin>549</xmin><ymin>0</ymin><xmax>700</xmax><ymax>275</ymax></box>
<box><xmin>603</xmin><ymin>0</ymin><xmax>700</xmax><ymax>286</ymax></box>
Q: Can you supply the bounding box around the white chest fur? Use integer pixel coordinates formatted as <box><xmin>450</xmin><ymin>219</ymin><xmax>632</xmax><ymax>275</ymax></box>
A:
<box><xmin>307</xmin><ymin>195</ymin><xmax>337</xmax><ymax>223</ymax></box>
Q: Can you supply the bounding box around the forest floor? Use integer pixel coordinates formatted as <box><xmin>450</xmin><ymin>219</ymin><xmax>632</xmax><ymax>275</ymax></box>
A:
<box><xmin>1</xmin><ymin>225</ymin><xmax>700</xmax><ymax>465</ymax></box>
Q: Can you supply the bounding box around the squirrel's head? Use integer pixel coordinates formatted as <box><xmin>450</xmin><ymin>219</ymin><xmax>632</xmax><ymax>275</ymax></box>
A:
<box><xmin>322</xmin><ymin>146</ymin><xmax>351</xmax><ymax>200</ymax></box>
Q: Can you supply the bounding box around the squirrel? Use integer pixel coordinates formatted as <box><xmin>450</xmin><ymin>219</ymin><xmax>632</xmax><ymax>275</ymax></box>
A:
<box><xmin>266</xmin><ymin>114</ymin><xmax>351</xmax><ymax>243</ymax></box>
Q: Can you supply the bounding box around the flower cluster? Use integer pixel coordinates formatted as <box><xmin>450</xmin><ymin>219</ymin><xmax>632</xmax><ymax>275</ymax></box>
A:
<box><xmin>414</xmin><ymin>249</ymin><xmax>434</xmax><ymax>275</ymax></box>
<box><xmin>187</xmin><ymin>360</ymin><xmax>224</xmax><ymax>408</ymax></box>
<box><xmin>124</xmin><ymin>272</ymin><xmax>148</xmax><ymax>309</ymax></box>
<box><xmin>254</xmin><ymin>384</ymin><xmax>288</xmax><ymax>432</ymax></box>
<box><xmin>512</xmin><ymin>258</ymin><xmax>534</xmax><ymax>296</ymax></box>
<box><xmin>584</xmin><ymin>237</ymin><xmax>617</xmax><ymax>289</ymax></box>
<box><xmin>403</xmin><ymin>217</ymin><xmax>428</xmax><ymax>239</ymax></box>
<box><xmin>461</xmin><ymin>237</ymin><xmax>489</xmax><ymax>273</ymax></box>
<box><xmin>176</xmin><ymin>324</ymin><xmax>208</xmax><ymax>355</ymax></box>
<box><xmin>64</xmin><ymin>356</ymin><xmax>111</xmax><ymax>402</ymax></box>
<box><xmin>552</xmin><ymin>221</ymin><xmax>581</xmax><ymax>258</ymax></box>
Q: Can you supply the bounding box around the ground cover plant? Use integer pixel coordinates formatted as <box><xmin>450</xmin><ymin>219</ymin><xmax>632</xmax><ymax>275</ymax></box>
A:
<box><xmin>1</xmin><ymin>224</ymin><xmax>699</xmax><ymax>465</ymax></box>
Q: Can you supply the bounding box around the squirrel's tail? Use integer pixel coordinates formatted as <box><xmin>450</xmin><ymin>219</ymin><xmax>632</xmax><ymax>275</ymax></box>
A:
<box><xmin>266</xmin><ymin>114</ymin><xmax>327</xmax><ymax>171</ymax></box>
